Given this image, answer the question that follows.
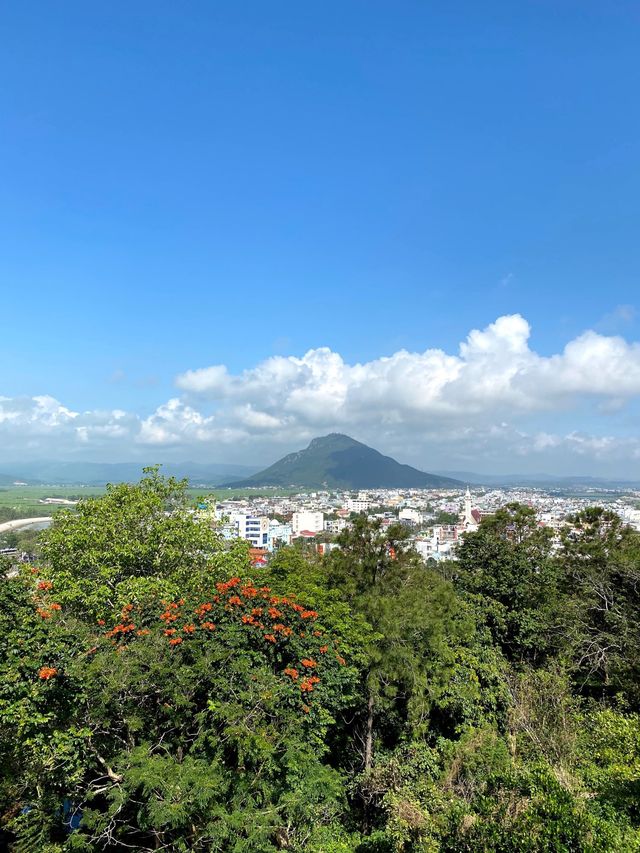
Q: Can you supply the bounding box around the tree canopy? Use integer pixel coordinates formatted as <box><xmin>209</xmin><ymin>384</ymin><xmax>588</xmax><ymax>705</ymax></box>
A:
<box><xmin>2</xmin><ymin>479</ymin><xmax>640</xmax><ymax>851</ymax></box>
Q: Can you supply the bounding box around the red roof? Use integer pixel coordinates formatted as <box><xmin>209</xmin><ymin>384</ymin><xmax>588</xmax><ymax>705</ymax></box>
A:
<box><xmin>249</xmin><ymin>547</ymin><xmax>268</xmax><ymax>565</ymax></box>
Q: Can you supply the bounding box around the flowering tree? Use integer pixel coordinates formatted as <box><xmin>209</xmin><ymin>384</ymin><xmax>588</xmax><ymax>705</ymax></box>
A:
<box><xmin>1</xmin><ymin>567</ymin><xmax>363</xmax><ymax>850</ymax></box>
<box><xmin>0</xmin><ymin>473</ymin><xmax>363</xmax><ymax>851</ymax></box>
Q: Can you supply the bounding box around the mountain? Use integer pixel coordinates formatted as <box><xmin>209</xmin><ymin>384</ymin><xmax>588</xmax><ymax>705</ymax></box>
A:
<box><xmin>0</xmin><ymin>461</ymin><xmax>260</xmax><ymax>487</ymax></box>
<box><xmin>224</xmin><ymin>434</ymin><xmax>463</xmax><ymax>490</ymax></box>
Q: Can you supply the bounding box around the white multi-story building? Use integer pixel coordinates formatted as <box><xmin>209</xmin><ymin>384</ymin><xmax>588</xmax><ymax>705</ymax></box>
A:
<box><xmin>414</xmin><ymin>538</ymin><xmax>436</xmax><ymax>560</ymax></box>
<box><xmin>292</xmin><ymin>511</ymin><xmax>324</xmax><ymax>535</ymax></box>
<box><xmin>324</xmin><ymin>518</ymin><xmax>348</xmax><ymax>534</ymax></box>
<box><xmin>224</xmin><ymin>513</ymin><xmax>271</xmax><ymax>548</ymax></box>
<box><xmin>345</xmin><ymin>498</ymin><xmax>371</xmax><ymax>513</ymax></box>
<box><xmin>269</xmin><ymin>520</ymin><xmax>293</xmax><ymax>548</ymax></box>
<box><xmin>399</xmin><ymin>508</ymin><xmax>422</xmax><ymax>525</ymax></box>
<box><xmin>414</xmin><ymin>535</ymin><xmax>457</xmax><ymax>561</ymax></box>
<box><xmin>414</xmin><ymin>526</ymin><xmax>459</xmax><ymax>562</ymax></box>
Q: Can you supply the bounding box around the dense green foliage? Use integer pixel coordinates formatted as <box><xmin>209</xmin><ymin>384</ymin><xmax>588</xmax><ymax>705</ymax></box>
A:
<box><xmin>428</xmin><ymin>510</ymin><xmax>459</xmax><ymax>526</ymax></box>
<box><xmin>1</xmin><ymin>478</ymin><xmax>640</xmax><ymax>851</ymax></box>
<box><xmin>0</xmin><ymin>525</ymin><xmax>41</xmax><ymax>556</ymax></box>
<box><xmin>0</xmin><ymin>506</ymin><xmax>51</xmax><ymax>523</ymax></box>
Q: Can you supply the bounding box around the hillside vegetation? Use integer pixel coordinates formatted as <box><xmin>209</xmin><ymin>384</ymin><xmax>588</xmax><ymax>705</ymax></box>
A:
<box><xmin>226</xmin><ymin>434</ymin><xmax>462</xmax><ymax>490</ymax></box>
<box><xmin>1</xmin><ymin>471</ymin><xmax>640</xmax><ymax>851</ymax></box>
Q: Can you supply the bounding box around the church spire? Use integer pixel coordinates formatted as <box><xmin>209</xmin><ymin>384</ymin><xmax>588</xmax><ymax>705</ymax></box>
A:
<box><xmin>464</xmin><ymin>486</ymin><xmax>473</xmax><ymax>526</ymax></box>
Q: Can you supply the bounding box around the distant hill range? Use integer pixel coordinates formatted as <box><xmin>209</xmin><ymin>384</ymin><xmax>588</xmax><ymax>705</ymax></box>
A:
<box><xmin>223</xmin><ymin>434</ymin><xmax>463</xmax><ymax>490</ymax></box>
<box><xmin>434</xmin><ymin>470</ymin><xmax>640</xmax><ymax>489</ymax></box>
<box><xmin>0</xmin><ymin>473</ymin><xmax>36</xmax><ymax>486</ymax></box>
<box><xmin>0</xmin><ymin>461</ymin><xmax>260</xmax><ymax>487</ymax></box>
<box><xmin>3</xmin><ymin>453</ymin><xmax>634</xmax><ymax>492</ymax></box>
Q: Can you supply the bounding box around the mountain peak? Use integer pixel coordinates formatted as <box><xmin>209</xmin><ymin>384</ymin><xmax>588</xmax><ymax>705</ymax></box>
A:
<box><xmin>224</xmin><ymin>434</ymin><xmax>462</xmax><ymax>490</ymax></box>
<box><xmin>307</xmin><ymin>433</ymin><xmax>360</xmax><ymax>450</ymax></box>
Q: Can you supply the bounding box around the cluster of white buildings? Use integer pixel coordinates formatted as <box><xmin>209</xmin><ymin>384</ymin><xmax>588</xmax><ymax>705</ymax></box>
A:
<box><xmin>198</xmin><ymin>483</ymin><xmax>640</xmax><ymax>562</ymax></box>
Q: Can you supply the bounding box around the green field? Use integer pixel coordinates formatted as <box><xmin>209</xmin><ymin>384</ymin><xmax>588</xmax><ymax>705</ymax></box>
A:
<box><xmin>0</xmin><ymin>484</ymin><xmax>300</xmax><ymax>520</ymax></box>
<box><xmin>0</xmin><ymin>485</ymin><xmax>104</xmax><ymax>518</ymax></box>
<box><xmin>190</xmin><ymin>486</ymin><xmax>301</xmax><ymax>500</ymax></box>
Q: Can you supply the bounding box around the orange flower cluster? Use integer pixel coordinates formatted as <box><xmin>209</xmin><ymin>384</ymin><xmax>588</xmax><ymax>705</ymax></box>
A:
<box><xmin>32</xmin><ymin>577</ymin><xmax>64</xmax><ymax>622</ymax></box>
<box><xmin>160</xmin><ymin>604</ymin><xmax>180</xmax><ymax>623</ymax></box>
<box><xmin>90</xmin><ymin>579</ymin><xmax>345</xmax><ymax>715</ymax></box>
<box><xmin>38</xmin><ymin>666</ymin><xmax>58</xmax><ymax>680</ymax></box>
<box><xmin>216</xmin><ymin>577</ymin><xmax>241</xmax><ymax>594</ymax></box>
<box><xmin>105</xmin><ymin>622</ymin><xmax>136</xmax><ymax>639</ymax></box>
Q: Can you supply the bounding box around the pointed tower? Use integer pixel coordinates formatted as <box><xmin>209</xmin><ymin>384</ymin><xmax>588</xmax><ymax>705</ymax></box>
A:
<box><xmin>464</xmin><ymin>486</ymin><xmax>473</xmax><ymax>527</ymax></box>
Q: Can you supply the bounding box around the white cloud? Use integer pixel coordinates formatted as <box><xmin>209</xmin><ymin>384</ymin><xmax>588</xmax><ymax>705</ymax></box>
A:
<box><xmin>233</xmin><ymin>404</ymin><xmax>287</xmax><ymax>431</ymax></box>
<box><xmin>0</xmin><ymin>395</ymin><xmax>78</xmax><ymax>428</ymax></box>
<box><xmin>175</xmin><ymin>365</ymin><xmax>230</xmax><ymax>395</ymax></box>
<box><xmin>137</xmin><ymin>399</ymin><xmax>247</xmax><ymax>446</ymax></box>
<box><xmin>3</xmin><ymin>314</ymin><xmax>640</xmax><ymax>474</ymax></box>
<box><xmin>175</xmin><ymin>314</ymin><xmax>640</xmax><ymax>422</ymax></box>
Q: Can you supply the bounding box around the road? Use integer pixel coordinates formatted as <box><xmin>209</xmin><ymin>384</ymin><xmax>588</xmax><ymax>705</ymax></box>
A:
<box><xmin>0</xmin><ymin>517</ymin><xmax>52</xmax><ymax>534</ymax></box>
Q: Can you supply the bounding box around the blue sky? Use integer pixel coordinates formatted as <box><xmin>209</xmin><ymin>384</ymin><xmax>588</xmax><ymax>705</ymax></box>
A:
<box><xmin>1</xmin><ymin>1</ymin><xmax>640</xmax><ymax>474</ymax></box>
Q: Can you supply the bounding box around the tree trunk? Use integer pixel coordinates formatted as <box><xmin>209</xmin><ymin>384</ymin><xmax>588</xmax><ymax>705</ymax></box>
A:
<box><xmin>364</xmin><ymin>690</ymin><xmax>374</xmax><ymax>771</ymax></box>
<box><xmin>362</xmin><ymin>690</ymin><xmax>376</xmax><ymax>834</ymax></box>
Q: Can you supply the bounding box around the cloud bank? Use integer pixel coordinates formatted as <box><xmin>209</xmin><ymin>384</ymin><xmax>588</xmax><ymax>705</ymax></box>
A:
<box><xmin>3</xmin><ymin>314</ymin><xmax>640</xmax><ymax>474</ymax></box>
<box><xmin>176</xmin><ymin>314</ymin><xmax>640</xmax><ymax>418</ymax></box>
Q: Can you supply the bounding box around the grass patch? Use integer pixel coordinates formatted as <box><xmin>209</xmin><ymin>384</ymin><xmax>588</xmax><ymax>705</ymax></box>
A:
<box><xmin>0</xmin><ymin>484</ymin><xmax>299</xmax><ymax>520</ymax></box>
